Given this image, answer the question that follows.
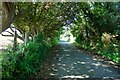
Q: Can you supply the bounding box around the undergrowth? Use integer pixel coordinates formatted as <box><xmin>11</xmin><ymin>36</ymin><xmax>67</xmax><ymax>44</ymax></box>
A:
<box><xmin>2</xmin><ymin>33</ymin><xmax>59</xmax><ymax>78</ymax></box>
<box><xmin>74</xmin><ymin>38</ymin><xmax>120</xmax><ymax>64</ymax></box>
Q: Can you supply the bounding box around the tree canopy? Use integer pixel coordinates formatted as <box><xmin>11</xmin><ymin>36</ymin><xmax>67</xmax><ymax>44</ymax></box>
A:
<box><xmin>1</xmin><ymin>2</ymin><xmax>120</xmax><ymax>78</ymax></box>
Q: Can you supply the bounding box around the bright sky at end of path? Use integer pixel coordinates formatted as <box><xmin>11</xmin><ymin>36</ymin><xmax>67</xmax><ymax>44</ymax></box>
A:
<box><xmin>60</xmin><ymin>27</ymin><xmax>75</xmax><ymax>43</ymax></box>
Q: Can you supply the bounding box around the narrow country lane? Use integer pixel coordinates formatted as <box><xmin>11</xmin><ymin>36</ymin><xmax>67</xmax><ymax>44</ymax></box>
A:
<box><xmin>35</xmin><ymin>41</ymin><xmax>120</xmax><ymax>79</ymax></box>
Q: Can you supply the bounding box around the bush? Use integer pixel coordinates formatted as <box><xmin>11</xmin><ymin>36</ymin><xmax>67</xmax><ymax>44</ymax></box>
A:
<box><xmin>75</xmin><ymin>32</ymin><xmax>120</xmax><ymax>64</ymax></box>
<box><xmin>2</xmin><ymin>33</ymin><xmax>51</xmax><ymax>78</ymax></box>
<box><xmin>34</xmin><ymin>32</ymin><xmax>45</xmax><ymax>43</ymax></box>
<box><xmin>75</xmin><ymin>39</ymin><xmax>120</xmax><ymax>64</ymax></box>
<box><xmin>51</xmin><ymin>37</ymin><xmax>60</xmax><ymax>46</ymax></box>
<box><xmin>2</xmin><ymin>47</ymin><xmax>17</xmax><ymax>78</ymax></box>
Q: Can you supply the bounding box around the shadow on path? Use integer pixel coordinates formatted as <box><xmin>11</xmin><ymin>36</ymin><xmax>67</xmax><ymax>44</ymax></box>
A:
<box><xmin>35</xmin><ymin>41</ymin><xmax>120</xmax><ymax>79</ymax></box>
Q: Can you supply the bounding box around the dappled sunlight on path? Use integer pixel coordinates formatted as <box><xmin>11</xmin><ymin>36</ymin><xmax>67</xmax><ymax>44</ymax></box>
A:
<box><xmin>35</xmin><ymin>41</ymin><xmax>120</xmax><ymax>79</ymax></box>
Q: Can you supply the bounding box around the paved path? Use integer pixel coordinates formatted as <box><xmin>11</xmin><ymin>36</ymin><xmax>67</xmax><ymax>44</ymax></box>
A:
<box><xmin>35</xmin><ymin>41</ymin><xmax>120</xmax><ymax>79</ymax></box>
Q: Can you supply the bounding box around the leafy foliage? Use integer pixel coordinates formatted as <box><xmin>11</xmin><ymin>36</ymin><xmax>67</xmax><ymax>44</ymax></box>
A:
<box><xmin>2</xmin><ymin>2</ymin><xmax>120</xmax><ymax>78</ymax></box>
<box><xmin>2</xmin><ymin>33</ymin><xmax>51</xmax><ymax>78</ymax></box>
<box><xmin>71</xmin><ymin>2</ymin><xmax>120</xmax><ymax>64</ymax></box>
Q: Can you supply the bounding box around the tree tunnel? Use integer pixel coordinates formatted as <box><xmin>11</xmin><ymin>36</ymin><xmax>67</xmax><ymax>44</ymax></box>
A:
<box><xmin>1</xmin><ymin>2</ymin><xmax>120</xmax><ymax>49</ymax></box>
<box><xmin>1</xmin><ymin>2</ymin><xmax>120</xmax><ymax>78</ymax></box>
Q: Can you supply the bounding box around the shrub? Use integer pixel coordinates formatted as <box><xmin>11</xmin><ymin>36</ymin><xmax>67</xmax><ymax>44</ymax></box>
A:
<box><xmin>75</xmin><ymin>39</ymin><xmax>120</xmax><ymax>64</ymax></box>
<box><xmin>2</xmin><ymin>33</ymin><xmax>51</xmax><ymax>78</ymax></box>
<box><xmin>51</xmin><ymin>37</ymin><xmax>60</xmax><ymax>46</ymax></box>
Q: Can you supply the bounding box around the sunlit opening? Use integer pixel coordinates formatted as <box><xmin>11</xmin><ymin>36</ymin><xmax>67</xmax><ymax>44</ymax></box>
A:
<box><xmin>60</xmin><ymin>26</ymin><xmax>75</xmax><ymax>43</ymax></box>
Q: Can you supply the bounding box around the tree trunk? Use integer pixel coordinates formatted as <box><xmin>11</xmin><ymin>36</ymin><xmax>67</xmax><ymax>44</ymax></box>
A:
<box><xmin>13</xmin><ymin>28</ymin><xmax>17</xmax><ymax>50</ymax></box>
<box><xmin>85</xmin><ymin>26</ymin><xmax>90</xmax><ymax>46</ymax></box>
<box><xmin>24</xmin><ymin>32</ymin><xmax>29</xmax><ymax>46</ymax></box>
<box><xmin>1</xmin><ymin>2</ymin><xmax>16</xmax><ymax>33</ymax></box>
